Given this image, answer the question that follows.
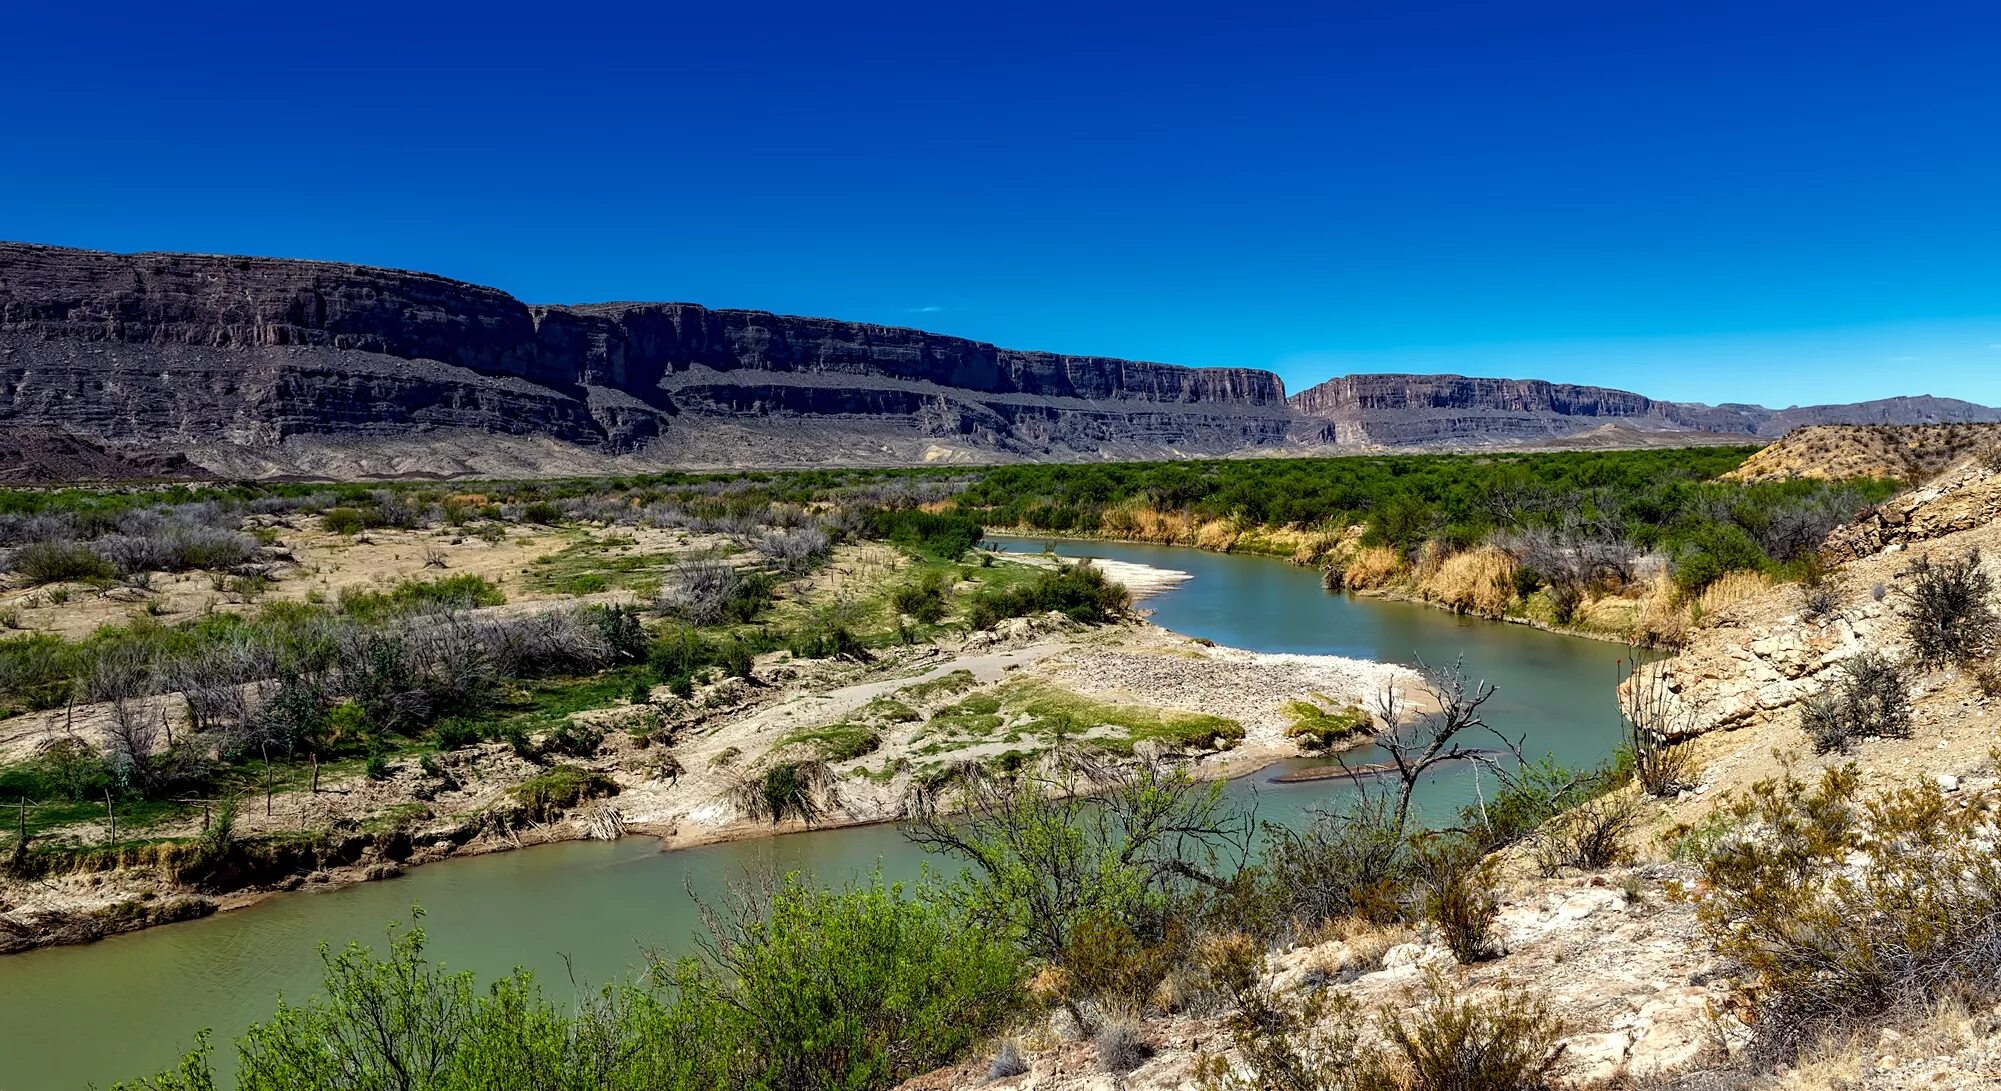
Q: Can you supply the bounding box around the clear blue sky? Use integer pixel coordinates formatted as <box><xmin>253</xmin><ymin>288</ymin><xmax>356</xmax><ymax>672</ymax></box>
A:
<box><xmin>6</xmin><ymin>1</ymin><xmax>1999</xmax><ymax>406</ymax></box>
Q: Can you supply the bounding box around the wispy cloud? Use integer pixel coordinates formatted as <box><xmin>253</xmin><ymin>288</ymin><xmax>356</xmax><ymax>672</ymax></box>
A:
<box><xmin>905</xmin><ymin>305</ymin><xmax>946</xmax><ymax>314</ymax></box>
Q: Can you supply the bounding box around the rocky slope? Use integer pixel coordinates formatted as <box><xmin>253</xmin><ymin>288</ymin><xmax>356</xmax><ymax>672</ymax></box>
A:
<box><xmin>1722</xmin><ymin>422</ymin><xmax>2001</xmax><ymax>483</ymax></box>
<box><xmin>5</xmin><ymin>241</ymin><xmax>1998</xmax><ymax>477</ymax></box>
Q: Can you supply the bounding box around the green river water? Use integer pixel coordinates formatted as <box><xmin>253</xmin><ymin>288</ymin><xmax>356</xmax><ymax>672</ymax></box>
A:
<box><xmin>0</xmin><ymin>538</ymin><xmax>1630</xmax><ymax>1089</ymax></box>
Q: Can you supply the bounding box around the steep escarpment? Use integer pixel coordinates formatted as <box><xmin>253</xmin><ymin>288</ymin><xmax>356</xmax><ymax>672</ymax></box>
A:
<box><xmin>5</xmin><ymin>241</ymin><xmax>1998</xmax><ymax>477</ymax></box>
<box><xmin>0</xmin><ymin>243</ymin><xmax>1290</xmax><ymax>474</ymax></box>
<box><xmin>1289</xmin><ymin>374</ymin><xmax>2001</xmax><ymax>446</ymax></box>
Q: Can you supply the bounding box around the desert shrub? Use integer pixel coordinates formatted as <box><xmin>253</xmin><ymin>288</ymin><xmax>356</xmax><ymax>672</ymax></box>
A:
<box><xmin>1541</xmin><ymin>579</ymin><xmax>1583</xmax><ymax>625</ymax></box>
<box><xmin>1252</xmin><ymin>797</ymin><xmax>1415</xmax><ymax>930</ymax></box>
<box><xmin>319</xmin><ymin>508</ymin><xmax>366</xmax><ymax>535</ymax></box>
<box><xmin>123</xmin><ymin>879</ymin><xmax>1021</xmax><ymax>1091</ymax></box>
<box><xmin>889</xmin><ymin>570</ymin><xmax>950</xmax><ymax>624</ymax></box>
<box><xmin>734</xmin><ymin>760</ymin><xmax>839</xmax><ymax>825</ymax></box>
<box><xmin>864</xmin><ymin>508</ymin><xmax>984</xmax><ymax>561</ymax></box>
<box><xmin>521</xmin><ymin>501</ymin><xmax>564</xmax><ymax>525</ymax></box>
<box><xmin>1365</xmin><ymin>973</ymin><xmax>1568</xmax><ymax>1091</ymax></box>
<box><xmin>1095</xmin><ymin>1021</ymin><xmax>1151</xmax><ymax>1074</ymax></box>
<box><xmin>1529</xmin><ymin>792</ymin><xmax>1641</xmax><ymax>875</ymax></box>
<box><xmin>1194</xmin><ymin>964</ymin><xmax>1565</xmax><ymax>1091</ymax></box>
<box><xmin>786</xmin><ymin>622</ymin><xmax>868</xmax><ymax>661</ymax></box>
<box><xmin>432</xmin><ymin>717</ymin><xmax>484</xmax><ymax>751</ymax></box>
<box><xmin>99</xmin><ymin>523</ymin><xmax>259</xmax><ymax>575</ymax></box>
<box><xmin>1461</xmin><ymin>756</ymin><xmax>1612</xmax><ymax>852</ymax></box>
<box><xmin>987</xmin><ymin>1040</ymin><xmax>1028</xmax><ymax>1081</ymax></box>
<box><xmin>1414</xmin><ymin>837</ymin><xmax>1499</xmax><ymax>964</ymax></box>
<box><xmin>1799</xmin><ymin>582</ymin><xmax>1840</xmax><ymax>622</ymax></box>
<box><xmin>757</xmin><ymin>526</ymin><xmax>831</xmax><ymax>576</ymax></box>
<box><xmin>663</xmin><ymin>875</ymin><xmax>1024</xmax><ymax>1091</ymax></box>
<box><xmin>1901</xmin><ymin>550</ymin><xmax>1998</xmax><ymax>666</ymax></box>
<box><xmin>1694</xmin><ymin>766</ymin><xmax>2001</xmax><ymax>1060</ymax></box>
<box><xmin>907</xmin><ymin>763</ymin><xmax>1251</xmax><ymax>989</ymax></box>
<box><xmin>9</xmin><ymin>540</ymin><xmax>114</xmax><ymax>584</ymax></box>
<box><xmin>546</xmin><ymin>721</ymin><xmax>604</xmax><ymax>758</ymax></box>
<box><xmin>965</xmin><ymin>562</ymin><xmax>1130</xmax><ymax>630</ymax></box>
<box><xmin>657</xmin><ymin>558</ymin><xmax>772</xmax><ymax>626</ymax></box>
<box><xmin>0</xmin><ymin>631</ymin><xmax>79</xmax><ymax>711</ymax></box>
<box><xmin>1800</xmin><ymin>651</ymin><xmax>1911</xmax><ymax>754</ymax></box>
<box><xmin>1619</xmin><ymin>659</ymin><xmax>1696</xmax><ymax>798</ymax></box>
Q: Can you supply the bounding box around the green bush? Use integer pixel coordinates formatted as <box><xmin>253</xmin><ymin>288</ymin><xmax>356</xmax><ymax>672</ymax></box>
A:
<box><xmin>966</xmin><ymin>562</ymin><xmax>1130</xmax><ymax>630</ymax></box>
<box><xmin>10</xmin><ymin>540</ymin><xmax>115</xmax><ymax>585</ymax></box>
<box><xmin>1694</xmin><ymin>766</ymin><xmax>2001</xmax><ymax>1059</ymax></box>
<box><xmin>660</xmin><ymin>875</ymin><xmax>1024</xmax><ymax>1091</ymax></box>
<box><xmin>865</xmin><ymin>508</ymin><xmax>984</xmax><ymax>560</ymax></box>
<box><xmin>1672</xmin><ymin>522</ymin><xmax>1767</xmax><ymax>592</ymax></box>
<box><xmin>890</xmin><ymin>570</ymin><xmax>950</xmax><ymax>623</ymax></box>
<box><xmin>320</xmin><ymin>508</ymin><xmax>367</xmax><ymax>535</ymax></box>
<box><xmin>522</xmin><ymin>501</ymin><xmax>565</xmax><ymax>525</ymax></box>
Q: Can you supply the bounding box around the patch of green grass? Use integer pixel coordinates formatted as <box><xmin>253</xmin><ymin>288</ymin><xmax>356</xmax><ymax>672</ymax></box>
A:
<box><xmin>897</xmin><ymin>670</ymin><xmax>980</xmax><ymax>703</ymax></box>
<box><xmin>778</xmin><ymin>722</ymin><xmax>883</xmax><ymax>763</ymax></box>
<box><xmin>3</xmin><ymin>796</ymin><xmax>194</xmax><ymax>839</ymax></box>
<box><xmin>1282</xmin><ymin>695</ymin><xmax>1371</xmax><ymax>751</ymax></box>
<box><xmin>855</xmin><ymin>697</ymin><xmax>920</xmax><ymax>724</ymax></box>
<box><xmin>925</xmin><ymin>692</ymin><xmax>1006</xmax><ymax>740</ymax></box>
<box><xmin>508</xmin><ymin>764</ymin><xmax>616</xmax><ymax>821</ymax></box>
<box><xmin>362</xmin><ymin>802</ymin><xmax>434</xmax><ymax>835</ymax></box>
<box><xmin>1007</xmin><ymin>682</ymin><xmax>1243</xmax><ymax>754</ymax></box>
<box><xmin>526</xmin><ymin>536</ymin><xmax>682</xmax><ymax>597</ymax></box>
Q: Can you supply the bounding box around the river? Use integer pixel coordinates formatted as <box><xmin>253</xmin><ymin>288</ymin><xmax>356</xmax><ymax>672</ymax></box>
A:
<box><xmin>0</xmin><ymin>538</ymin><xmax>1630</xmax><ymax>1089</ymax></box>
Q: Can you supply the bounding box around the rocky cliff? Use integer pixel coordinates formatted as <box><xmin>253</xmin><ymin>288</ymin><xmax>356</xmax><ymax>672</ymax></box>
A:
<box><xmin>0</xmin><ymin>243</ymin><xmax>1291</xmax><ymax>475</ymax></box>
<box><xmin>4</xmin><ymin>242</ymin><xmax>1996</xmax><ymax>477</ymax></box>
<box><xmin>1287</xmin><ymin>374</ymin><xmax>2001</xmax><ymax>446</ymax></box>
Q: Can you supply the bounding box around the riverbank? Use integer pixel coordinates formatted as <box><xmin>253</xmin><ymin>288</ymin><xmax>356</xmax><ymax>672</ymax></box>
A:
<box><xmin>0</xmin><ymin>589</ymin><xmax>1418</xmax><ymax>956</ymax></box>
<box><xmin>987</xmin><ymin>527</ymin><xmax>1679</xmax><ymax>648</ymax></box>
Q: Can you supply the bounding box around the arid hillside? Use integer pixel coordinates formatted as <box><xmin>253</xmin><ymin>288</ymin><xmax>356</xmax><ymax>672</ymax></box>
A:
<box><xmin>1723</xmin><ymin>422</ymin><xmax>2001</xmax><ymax>483</ymax></box>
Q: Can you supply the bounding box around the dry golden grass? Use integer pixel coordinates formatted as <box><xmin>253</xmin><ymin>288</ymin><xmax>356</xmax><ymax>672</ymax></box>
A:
<box><xmin>1340</xmin><ymin>545</ymin><xmax>1407</xmax><ymax>590</ymax></box>
<box><xmin>1420</xmin><ymin>545</ymin><xmax>1517</xmax><ymax>619</ymax></box>
<box><xmin>1633</xmin><ymin>573</ymin><xmax>1691</xmax><ymax>647</ymax></box>
<box><xmin>1695</xmin><ymin>569</ymin><xmax>1772</xmax><ymax>620</ymax></box>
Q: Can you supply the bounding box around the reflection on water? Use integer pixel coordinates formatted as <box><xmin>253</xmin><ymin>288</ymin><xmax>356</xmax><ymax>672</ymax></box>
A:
<box><xmin>0</xmin><ymin>538</ymin><xmax>1627</xmax><ymax>1089</ymax></box>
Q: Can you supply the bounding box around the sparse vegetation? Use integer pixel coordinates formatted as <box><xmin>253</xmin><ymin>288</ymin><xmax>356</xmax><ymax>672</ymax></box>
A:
<box><xmin>1694</xmin><ymin>766</ymin><xmax>2001</xmax><ymax>1061</ymax></box>
<box><xmin>1800</xmin><ymin>650</ymin><xmax>1912</xmax><ymax>754</ymax></box>
<box><xmin>1901</xmin><ymin>550</ymin><xmax>1998</xmax><ymax>667</ymax></box>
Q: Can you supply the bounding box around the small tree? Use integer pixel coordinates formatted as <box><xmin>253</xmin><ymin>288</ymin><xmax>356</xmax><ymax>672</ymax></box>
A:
<box><xmin>904</xmin><ymin>756</ymin><xmax>1252</xmax><ymax>1015</ymax></box>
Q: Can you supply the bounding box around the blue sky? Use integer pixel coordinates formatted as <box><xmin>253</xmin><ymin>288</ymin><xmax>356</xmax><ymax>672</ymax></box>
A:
<box><xmin>5</xmin><ymin>1</ymin><xmax>1998</xmax><ymax>406</ymax></box>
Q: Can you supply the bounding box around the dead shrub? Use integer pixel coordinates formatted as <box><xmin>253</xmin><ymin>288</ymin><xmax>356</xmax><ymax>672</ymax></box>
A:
<box><xmin>1800</xmin><ymin>651</ymin><xmax>1911</xmax><ymax>755</ymax></box>
<box><xmin>1530</xmin><ymin>793</ymin><xmax>1642</xmax><ymax>876</ymax></box>
<box><xmin>1901</xmin><ymin>550</ymin><xmax>1998</xmax><ymax>667</ymax></box>
<box><xmin>1095</xmin><ymin>1020</ymin><xmax>1150</xmax><ymax>1074</ymax></box>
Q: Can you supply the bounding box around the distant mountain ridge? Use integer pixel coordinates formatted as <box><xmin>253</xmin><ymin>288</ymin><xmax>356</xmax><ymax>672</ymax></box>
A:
<box><xmin>0</xmin><ymin>242</ymin><xmax>1993</xmax><ymax>477</ymax></box>
<box><xmin>1286</xmin><ymin>375</ymin><xmax>2001</xmax><ymax>446</ymax></box>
